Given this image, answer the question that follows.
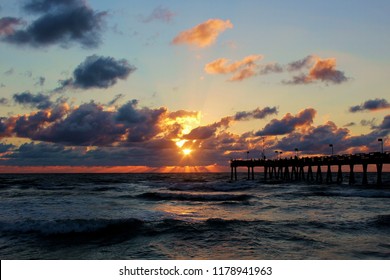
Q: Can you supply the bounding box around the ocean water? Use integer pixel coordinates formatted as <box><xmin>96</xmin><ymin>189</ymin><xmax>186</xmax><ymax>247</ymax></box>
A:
<box><xmin>0</xmin><ymin>172</ymin><xmax>389</xmax><ymax>260</ymax></box>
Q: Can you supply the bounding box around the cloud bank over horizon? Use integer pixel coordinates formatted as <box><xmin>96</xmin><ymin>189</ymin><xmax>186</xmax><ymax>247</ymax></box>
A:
<box><xmin>0</xmin><ymin>95</ymin><xmax>388</xmax><ymax>168</ymax></box>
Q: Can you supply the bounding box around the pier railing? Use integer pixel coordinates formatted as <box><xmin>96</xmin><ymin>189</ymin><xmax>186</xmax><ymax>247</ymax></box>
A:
<box><xmin>230</xmin><ymin>152</ymin><xmax>390</xmax><ymax>185</ymax></box>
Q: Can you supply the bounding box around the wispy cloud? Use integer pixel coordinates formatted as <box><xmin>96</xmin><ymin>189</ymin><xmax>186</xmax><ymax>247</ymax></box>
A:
<box><xmin>360</xmin><ymin>118</ymin><xmax>377</xmax><ymax>129</ymax></box>
<box><xmin>140</xmin><ymin>6</ymin><xmax>176</xmax><ymax>23</ymax></box>
<box><xmin>0</xmin><ymin>97</ymin><xmax>9</xmax><ymax>105</ymax></box>
<box><xmin>34</xmin><ymin>76</ymin><xmax>45</xmax><ymax>86</ymax></box>
<box><xmin>3</xmin><ymin>68</ymin><xmax>14</xmax><ymax>76</ymax></box>
<box><xmin>172</xmin><ymin>18</ymin><xmax>233</xmax><ymax>48</ymax></box>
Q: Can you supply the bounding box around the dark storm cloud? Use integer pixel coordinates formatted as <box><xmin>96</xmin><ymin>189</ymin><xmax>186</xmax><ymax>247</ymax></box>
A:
<box><xmin>347</xmin><ymin>120</ymin><xmax>389</xmax><ymax>152</ymax></box>
<box><xmin>13</xmin><ymin>91</ymin><xmax>52</xmax><ymax>109</ymax></box>
<box><xmin>184</xmin><ymin>126</ymin><xmax>217</xmax><ymax>140</ymax></box>
<box><xmin>23</xmin><ymin>0</ymin><xmax>80</xmax><ymax>13</ymax></box>
<box><xmin>2</xmin><ymin>0</ymin><xmax>107</xmax><ymax>48</ymax></box>
<box><xmin>272</xmin><ymin>121</ymin><xmax>350</xmax><ymax>155</ymax></box>
<box><xmin>0</xmin><ymin>117</ymin><xmax>9</xmax><ymax>135</ymax></box>
<box><xmin>0</xmin><ymin>143</ymin><xmax>14</xmax><ymax>153</ymax></box>
<box><xmin>1</xmin><ymin>99</ymin><xmax>169</xmax><ymax>146</ymax></box>
<box><xmin>255</xmin><ymin>108</ymin><xmax>316</xmax><ymax>136</ymax></box>
<box><xmin>183</xmin><ymin>107</ymin><xmax>278</xmax><ymax>141</ymax></box>
<box><xmin>4</xmin><ymin>142</ymin><xmax>87</xmax><ymax>166</ymax></box>
<box><xmin>349</xmin><ymin>98</ymin><xmax>390</xmax><ymax>113</ymax></box>
<box><xmin>59</xmin><ymin>55</ymin><xmax>136</xmax><ymax>90</ymax></box>
<box><xmin>116</xmin><ymin>100</ymin><xmax>166</xmax><ymax>142</ymax></box>
<box><xmin>266</xmin><ymin>114</ymin><xmax>390</xmax><ymax>156</ymax></box>
<box><xmin>378</xmin><ymin>115</ymin><xmax>390</xmax><ymax>130</ymax></box>
<box><xmin>3</xmin><ymin>142</ymin><xmax>187</xmax><ymax>167</ymax></box>
<box><xmin>183</xmin><ymin>116</ymin><xmax>232</xmax><ymax>141</ymax></box>
<box><xmin>234</xmin><ymin>106</ymin><xmax>278</xmax><ymax>121</ymax></box>
<box><xmin>37</xmin><ymin>102</ymin><xmax>125</xmax><ymax>146</ymax></box>
<box><xmin>9</xmin><ymin>104</ymin><xmax>69</xmax><ymax>139</ymax></box>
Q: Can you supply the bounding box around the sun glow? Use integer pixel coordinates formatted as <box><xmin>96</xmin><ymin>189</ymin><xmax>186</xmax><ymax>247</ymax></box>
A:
<box><xmin>182</xmin><ymin>148</ymin><xmax>192</xmax><ymax>156</ymax></box>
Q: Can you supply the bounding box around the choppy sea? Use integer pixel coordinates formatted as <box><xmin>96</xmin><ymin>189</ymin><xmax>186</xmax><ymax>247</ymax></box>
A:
<box><xmin>0</xmin><ymin>173</ymin><xmax>389</xmax><ymax>259</ymax></box>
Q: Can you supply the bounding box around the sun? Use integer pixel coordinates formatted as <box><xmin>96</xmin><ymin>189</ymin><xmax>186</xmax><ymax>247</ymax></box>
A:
<box><xmin>182</xmin><ymin>148</ymin><xmax>192</xmax><ymax>156</ymax></box>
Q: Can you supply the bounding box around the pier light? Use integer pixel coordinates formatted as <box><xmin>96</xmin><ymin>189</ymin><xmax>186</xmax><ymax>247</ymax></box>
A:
<box><xmin>378</xmin><ymin>138</ymin><xmax>383</xmax><ymax>153</ymax></box>
<box><xmin>262</xmin><ymin>137</ymin><xmax>265</xmax><ymax>158</ymax></box>
<box><xmin>295</xmin><ymin>148</ymin><xmax>299</xmax><ymax>158</ymax></box>
<box><xmin>246</xmin><ymin>151</ymin><xmax>249</xmax><ymax>159</ymax></box>
<box><xmin>329</xmin><ymin>144</ymin><xmax>334</xmax><ymax>156</ymax></box>
<box><xmin>275</xmin><ymin>150</ymin><xmax>279</xmax><ymax>159</ymax></box>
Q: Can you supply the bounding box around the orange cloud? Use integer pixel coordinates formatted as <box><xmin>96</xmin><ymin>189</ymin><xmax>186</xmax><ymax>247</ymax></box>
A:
<box><xmin>309</xmin><ymin>58</ymin><xmax>346</xmax><ymax>83</ymax></box>
<box><xmin>229</xmin><ymin>67</ymin><xmax>257</xmax><ymax>81</ymax></box>
<box><xmin>285</xmin><ymin>56</ymin><xmax>348</xmax><ymax>85</ymax></box>
<box><xmin>172</xmin><ymin>19</ymin><xmax>233</xmax><ymax>48</ymax></box>
<box><xmin>204</xmin><ymin>54</ymin><xmax>262</xmax><ymax>81</ymax></box>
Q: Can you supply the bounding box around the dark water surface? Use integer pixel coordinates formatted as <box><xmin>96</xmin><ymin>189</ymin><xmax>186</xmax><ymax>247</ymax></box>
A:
<box><xmin>0</xmin><ymin>173</ymin><xmax>389</xmax><ymax>259</ymax></box>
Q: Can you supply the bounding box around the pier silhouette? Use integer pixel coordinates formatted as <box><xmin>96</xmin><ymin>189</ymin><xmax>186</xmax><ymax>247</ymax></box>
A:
<box><xmin>230</xmin><ymin>152</ymin><xmax>390</xmax><ymax>185</ymax></box>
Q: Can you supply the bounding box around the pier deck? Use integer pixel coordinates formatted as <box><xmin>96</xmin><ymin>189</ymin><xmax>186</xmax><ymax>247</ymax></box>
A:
<box><xmin>230</xmin><ymin>152</ymin><xmax>390</xmax><ymax>185</ymax></box>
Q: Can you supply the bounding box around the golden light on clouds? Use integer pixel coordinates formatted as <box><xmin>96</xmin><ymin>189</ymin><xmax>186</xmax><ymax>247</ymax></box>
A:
<box><xmin>172</xmin><ymin>18</ymin><xmax>233</xmax><ymax>48</ymax></box>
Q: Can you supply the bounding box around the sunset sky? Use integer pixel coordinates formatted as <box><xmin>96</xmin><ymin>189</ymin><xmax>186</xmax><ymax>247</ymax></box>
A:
<box><xmin>0</xmin><ymin>0</ymin><xmax>389</xmax><ymax>172</ymax></box>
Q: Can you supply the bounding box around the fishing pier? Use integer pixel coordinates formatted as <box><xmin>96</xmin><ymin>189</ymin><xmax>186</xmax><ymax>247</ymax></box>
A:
<box><xmin>230</xmin><ymin>152</ymin><xmax>390</xmax><ymax>185</ymax></box>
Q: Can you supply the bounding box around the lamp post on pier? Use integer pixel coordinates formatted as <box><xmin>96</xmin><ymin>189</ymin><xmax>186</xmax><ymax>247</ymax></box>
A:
<box><xmin>329</xmin><ymin>144</ymin><xmax>334</xmax><ymax>156</ymax></box>
<box><xmin>262</xmin><ymin>137</ymin><xmax>265</xmax><ymax>159</ymax></box>
<box><xmin>378</xmin><ymin>138</ymin><xmax>383</xmax><ymax>154</ymax></box>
